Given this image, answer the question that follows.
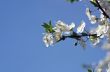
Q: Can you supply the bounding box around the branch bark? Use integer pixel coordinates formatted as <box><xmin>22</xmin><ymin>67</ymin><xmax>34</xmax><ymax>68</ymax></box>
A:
<box><xmin>58</xmin><ymin>32</ymin><xmax>97</xmax><ymax>42</ymax></box>
<box><xmin>95</xmin><ymin>0</ymin><xmax>110</xmax><ymax>18</ymax></box>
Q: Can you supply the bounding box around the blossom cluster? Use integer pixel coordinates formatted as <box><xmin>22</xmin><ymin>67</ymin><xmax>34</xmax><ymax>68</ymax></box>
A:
<box><xmin>86</xmin><ymin>7</ymin><xmax>110</xmax><ymax>45</ymax></box>
<box><xmin>42</xmin><ymin>7</ymin><xmax>110</xmax><ymax>48</ymax></box>
<box><xmin>42</xmin><ymin>0</ymin><xmax>110</xmax><ymax>72</ymax></box>
<box><xmin>86</xmin><ymin>1</ymin><xmax>110</xmax><ymax>71</ymax></box>
<box><xmin>98</xmin><ymin>0</ymin><xmax>110</xmax><ymax>17</ymax></box>
<box><xmin>43</xmin><ymin>20</ymin><xmax>85</xmax><ymax>47</ymax></box>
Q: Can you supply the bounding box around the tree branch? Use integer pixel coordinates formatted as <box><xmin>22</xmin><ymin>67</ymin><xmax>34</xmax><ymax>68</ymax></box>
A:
<box><xmin>95</xmin><ymin>0</ymin><xmax>110</xmax><ymax>18</ymax></box>
<box><xmin>58</xmin><ymin>32</ymin><xmax>97</xmax><ymax>42</ymax></box>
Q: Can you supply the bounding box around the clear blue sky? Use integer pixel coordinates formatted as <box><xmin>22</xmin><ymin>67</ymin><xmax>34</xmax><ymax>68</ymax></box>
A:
<box><xmin>0</xmin><ymin>0</ymin><xmax>106</xmax><ymax>72</ymax></box>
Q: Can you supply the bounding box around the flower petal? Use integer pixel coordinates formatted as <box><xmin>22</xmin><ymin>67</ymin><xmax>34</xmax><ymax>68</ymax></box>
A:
<box><xmin>68</xmin><ymin>22</ymin><xmax>75</xmax><ymax>30</ymax></box>
<box><xmin>77</xmin><ymin>20</ymin><xmax>85</xmax><ymax>33</ymax></box>
<box><xmin>43</xmin><ymin>33</ymin><xmax>54</xmax><ymax>47</ymax></box>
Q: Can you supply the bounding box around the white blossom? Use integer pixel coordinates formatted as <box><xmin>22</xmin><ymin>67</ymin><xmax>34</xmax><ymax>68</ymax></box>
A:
<box><xmin>95</xmin><ymin>24</ymin><xmax>109</xmax><ymax>38</ymax></box>
<box><xmin>54</xmin><ymin>32</ymin><xmax>62</xmax><ymax>41</ymax></box>
<box><xmin>43</xmin><ymin>33</ymin><xmax>54</xmax><ymax>47</ymax></box>
<box><xmin>90</xmin><ymin>15</ymin><xmax>97</xmax><ymax>24</ymax></box>
<box><xmin>86</xmin><ymin>7</ymin><xmax>91</xmax><ymax>20</ymax></box>
<box><xmin>77</xmin><ymin>20</ymin><xmax>85</xmax><ymax>33</ymax></box>
<box><xmin>56</xmin><ymin>20</ymin><xmax>67</xmax><ymax>31</ymax></box>
<box><xmin>41</xmin><ymin>1</ymin><xmax>110</xmax><ymax>72</ymax></box>
<box><xmin>98</xmin><ymin>0</ymin><xmax>110</xmax><ymax>17</ymax></box>
<box><xmin>68</xmin><ymin>22</ymin><xmax>75</xmax><ymax>30</ymax></box>
<box><xmin>86</xmin><ymin>8</ymin><xmax>97</xmax><ymax>24</ymax></box>
<box><xmin>55</xmin><ymin>20</ymin><xmax>75</xmax><ymax>36</ymax></box>
<box><xmin>52</xmin><ymin>27</ymin><xmax>61</xmax><ymax>32</ymax></box>
<box><xmin>56</xmin><ymin>20</ymin><xmax>75</xmax><ymax>31</ymax></box>
<box><xmin>52</xmin><ymin>27</ymin><xmax>62</xmax><ymax>41</ymax></box>
<box><xmin>63</xmin><ymin>22</ymin><xmax>75</xmax><ymax>36</ymax></box>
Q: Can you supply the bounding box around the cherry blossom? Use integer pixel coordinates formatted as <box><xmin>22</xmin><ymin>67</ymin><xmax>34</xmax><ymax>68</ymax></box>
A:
<box><xmin>56</xmin><ymin>20</ymin><xmax>75</xmax><ymax>32</ymax></box>
<box><xmin>86</xmin><ymin>8</ymin><xmax>97</xmax><ymax>24</ymax></box>
<box><xmin>43</xmin><ymin>33</ymin><xmax>54</xmax><ymax>47</ymax></box>
<box><xmin>42</xmin><ymin>1</ymin><xmax>110</xmax><ymax>72</ymax></box>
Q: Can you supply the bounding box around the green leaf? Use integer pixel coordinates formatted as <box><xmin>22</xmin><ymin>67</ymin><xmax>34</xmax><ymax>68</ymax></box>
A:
<box><xmin>90</xmin><ymin>0</ymin><xmax>98</xmax><ymax>7</ymax></box>
<box><xmin>82</xmin><ymin>64</ymin><xmax>93</xmax><ymax>72</ymax></box>
<box><xmin>89</xmin><ymin>34</ymin><xmax>97</xmax><ymax>43</ymax></box>
<box><xmin>88</xmin><ymin>69</ymin><xmax>92</xmax><ymax>72</ymax></box>
<box><xmin>66</xmin><ymin>0</ymin><xmax>79</xmax><ymax>3</ymax></box>
<box><xmin>107</xmin><ymin>0</ymin><xmax>110</xmax><ymax>3</ymax></box>
<box><xmin>42</xmin><ymin>21</ymin><xmax>55</xmax><ymax>33</ymax></box>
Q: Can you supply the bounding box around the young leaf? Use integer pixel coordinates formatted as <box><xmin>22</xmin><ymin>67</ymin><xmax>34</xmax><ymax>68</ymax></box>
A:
<box><xmin>66</xmin><ymin>0</ymin><xmax>79</xmax><ymax>3</ymax></box>
<box><xmin>107</xmin><ymin>0</ymin><xmax>110</xmax><ymax>3</ymax></box>
<box><xmin>88</xmin><ymin>69</ymin><xmax>92</xmax><ymax>72</ymax></box>
<box><xmin>42</xmin><ymin>21</ymin><xmax>55</xmax><ymax>33</ymax></box>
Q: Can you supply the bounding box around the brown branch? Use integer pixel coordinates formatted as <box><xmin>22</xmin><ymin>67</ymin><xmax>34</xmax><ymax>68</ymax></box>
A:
<box><xmin>58</xmin><ymin>32</ymin><xmax>97</xmax><ymax>42</ymax></box>
<box><xmin>95</xmin><ymin>0</ymin><xmax>110</xmax><ymax>18</ymax></box>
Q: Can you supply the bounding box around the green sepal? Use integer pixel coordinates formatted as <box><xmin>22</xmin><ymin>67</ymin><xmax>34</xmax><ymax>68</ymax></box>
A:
<box><xmin>89</xmin><ymin>35</ymin><xmax>97</xmax><ymax>42</ymax></box>
<box><xmin>42</xmin><ymin>21</ymin><xmax>55</xmax><ymax>33</ymax></box>
<box><xmin>87</xmin><ymin>69</ymin><xmax>92</xmax><ymax>72</ymax></box>
<box><xmin>107</xmin><ymin>0</ymin><xmax>110</xmax><ymax>3</ymax></box>
<box><xmin>66</xmin><ymin>0</ymin><xmax>79</xmax><ymax>3</ymax></box>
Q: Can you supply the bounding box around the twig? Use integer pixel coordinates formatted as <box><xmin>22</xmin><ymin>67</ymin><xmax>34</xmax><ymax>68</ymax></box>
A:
<box><xmin>95</xmin><ymin>0</ymin><xmax>110</xmax><ymax>18</ymax></box>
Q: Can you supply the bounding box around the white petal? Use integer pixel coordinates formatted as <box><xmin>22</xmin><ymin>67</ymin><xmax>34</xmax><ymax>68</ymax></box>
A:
<box><xmin>86</xmin><ymin>8</ymin><xmax>91</xmax><ymax>20</ymax></box>
<box><xmin>56</xmin><ymin>20</ymin><xmax>67</xmax><ymax>31</ymax></box>
<box><xmin>43</xmin><ymin>33</ymin><xmax>54</xmax><ymax>47</ymax></box>
<box><xmin>45</xmin><ymin>43</ymin><xmax>49</xmax><ymax>47</ymax></box>
<box><xmin>90</xmin><ymin>15</ymin><xmax>97</xmax><ymax>24</ymax></box>
<box><xmin>56</xmin><ymin>20</ymin><xmax>66</xmax><ymax>26</ymax></box>
<box><xmin>77</xmin><ymin>21</ymin><xmax>85</xmax><ymax>33</ymax></box>
<box><xmin>53</xmin><ymin>27</ymin><xmax>61</xmax><ymax>32</ymax></box>
<box><xmin>68</xmin><ymin>22</ymin><xmax>75</xmax><ymax>30</ymax></box>
<box><xmin>54</xmin><ymin>32</ymin><xmax>62</xmax><ymax>41</ymax></box>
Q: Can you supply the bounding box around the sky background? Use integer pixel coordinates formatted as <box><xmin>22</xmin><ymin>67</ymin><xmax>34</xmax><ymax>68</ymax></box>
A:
<box><xmin>0</xmin><ymin>0</ymin><xmax>106</xmax><ymax>72</ymax></box>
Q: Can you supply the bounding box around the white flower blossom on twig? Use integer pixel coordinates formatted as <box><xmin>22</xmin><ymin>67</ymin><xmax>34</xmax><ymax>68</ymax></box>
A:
<box><xmin>43</xmin><ymin>33</ymin><xmax>54</xmax><ymax>47</ymax></box>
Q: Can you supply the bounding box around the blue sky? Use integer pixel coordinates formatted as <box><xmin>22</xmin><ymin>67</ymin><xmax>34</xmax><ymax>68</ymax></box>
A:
<box><xmin>0</xmin><ymin>0</ymin><xmax>106</xmax><ymax>72</ymax></box>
